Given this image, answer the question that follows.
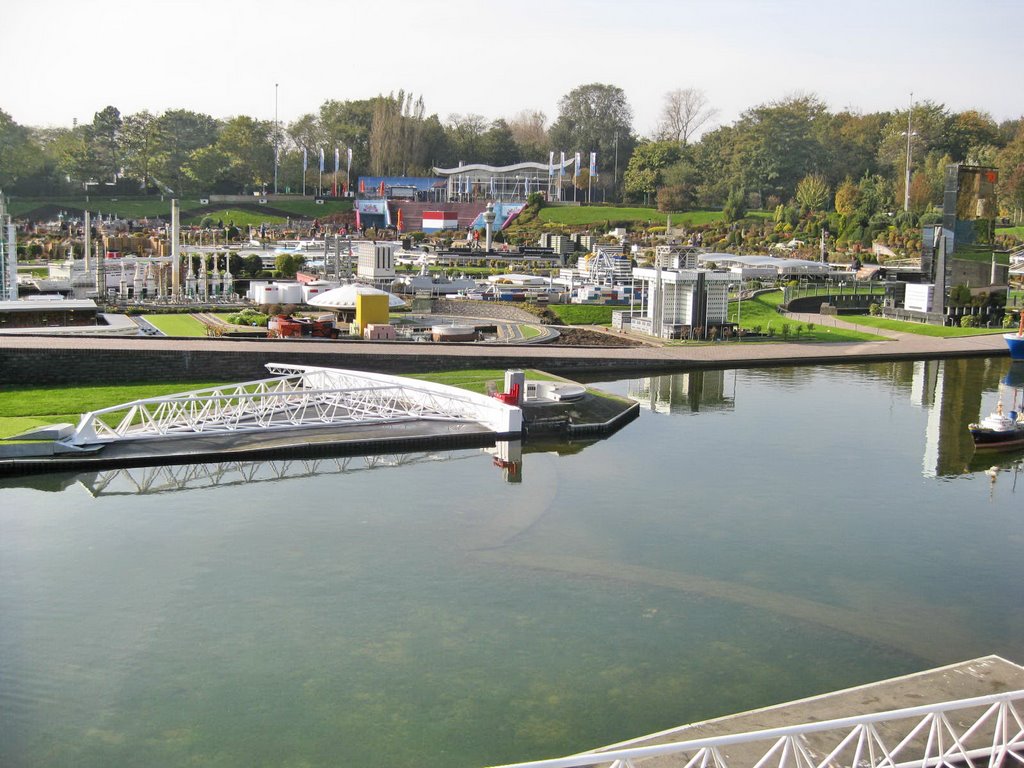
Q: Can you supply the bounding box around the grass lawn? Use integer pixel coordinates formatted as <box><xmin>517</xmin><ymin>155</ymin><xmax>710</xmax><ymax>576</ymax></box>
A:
<box><xmin>142</xmin><ymin>314</ymin><xmax>209</xmax><ymax>337</ymax></box>
<box><xmin>182</xmin><ymin>208</ymin><xmax>289</xmax><ymax>227</ymax></box>
<box><xmin>0</xmin><ymin>380</ymin><xmax>232</xmax><ymax>439</ymax></box>
<box><xmin>838</xmin><ymin>314</ymin><xmax>1008</xmax><ymax>337</ymax></box>
<box><xmin>8</xmin><ymin>197</ymin><xmax>205</xmax><ymax>219</ymax></box>
<box><xmin>537</xmin><ymin>207</ymin><xmax>724</xmax><ymax>227</ymax></box>
<box><xmin>547</xmin><ymin>303</ymin><xmax>637</xmax><ymax>326</ymax></box>
<box><xmin>405</xmin><ymin>368</ymin><xmax>561</xmax><ymax>395</ymax></box>
<box><xmin>997</xmin><ymin>225</ymin><xmax>1024</xmax><ymax>239</ymax></box>
<box><xmin>518</xmin><ymin>324</ymin><xmax>542</xmax><ymax>339</ymax></box>
<box><xmin>732</xmin><ymin>291</ymin><xmax>886</xmax><ymax>342</ymax></box>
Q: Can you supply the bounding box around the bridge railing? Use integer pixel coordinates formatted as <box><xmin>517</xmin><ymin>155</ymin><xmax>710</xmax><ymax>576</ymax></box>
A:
<box><xmin>485</xmin><ymin>689</ymin><xmax>1024</xmax><ymax>768</ymax></box>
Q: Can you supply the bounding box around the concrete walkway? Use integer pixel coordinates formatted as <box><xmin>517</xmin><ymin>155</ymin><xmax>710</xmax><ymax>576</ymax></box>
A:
<box><xmin>0</xmin><ymin>322</ymin><xmax>1011</xmax><ymax>383</ymax></box>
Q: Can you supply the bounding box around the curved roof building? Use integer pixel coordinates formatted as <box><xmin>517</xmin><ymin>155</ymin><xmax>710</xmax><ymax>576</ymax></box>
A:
<box><xmin>307</xmin><ymin>284</ymin><xmax>406</xmax><ymax>310</ymax></box>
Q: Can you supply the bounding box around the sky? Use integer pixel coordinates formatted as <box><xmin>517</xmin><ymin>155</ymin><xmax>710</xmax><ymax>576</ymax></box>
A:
<box><xmin>3</xmin><ymin>0</ymin><xmax>1022</xmax><ymax>140</ymax></box>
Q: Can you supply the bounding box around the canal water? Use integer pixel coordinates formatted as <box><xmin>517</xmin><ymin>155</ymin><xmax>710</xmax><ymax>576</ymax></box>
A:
<box><xmin>2</xmin><ymin>358</ymin><xmax>1022</xmax><ymax>768</ymax></box>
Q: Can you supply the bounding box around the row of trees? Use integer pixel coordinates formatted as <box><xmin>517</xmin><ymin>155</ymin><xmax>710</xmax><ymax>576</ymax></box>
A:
<box><xmin>1</xmin><ymin>85</ymin><xmax>1022</xmax><ymax>221</ymax></box>
<box><xmin>624</xmin><ymin>95</ymin><xmax>1024</xmax><ymax>219</ymax></box>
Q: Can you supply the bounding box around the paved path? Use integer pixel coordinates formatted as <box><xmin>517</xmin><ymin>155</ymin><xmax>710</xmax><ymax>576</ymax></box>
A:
<box><xmin>0</xmin><ymin>322</ymin><xmax>1010</xmax><ymax>377</ymax></box>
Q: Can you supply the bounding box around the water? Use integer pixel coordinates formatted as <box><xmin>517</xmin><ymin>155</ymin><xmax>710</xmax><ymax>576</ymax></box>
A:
<box><xmin>2</xmin><ymin>358</ymin><xmax>1023</xmax><ymax>768</ymax></box>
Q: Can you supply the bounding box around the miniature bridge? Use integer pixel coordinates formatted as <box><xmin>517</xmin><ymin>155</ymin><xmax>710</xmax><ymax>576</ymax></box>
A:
<box><xmin>63</xmin><ymin>364</ymin><xmax>522</xmax><ymax>447</ymax></box>
<box><xmin>489</xmin><ymin>689</ymin><xmax>1024</xmax><ymax>768</ymax></box>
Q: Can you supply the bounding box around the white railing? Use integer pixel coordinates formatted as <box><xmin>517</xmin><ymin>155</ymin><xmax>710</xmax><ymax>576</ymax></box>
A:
<box><xmin>65</xmin><ymin>364</ymin><xmax>521</xmax><ymax>446</ymax></box>
<box><xmin>486</xmin><ymin>690</ymin><xmax>1024</xmax><ymax>768</ymax></box>
<box><xmin>81</xmin><ymin>451</ymin><xmax>475</xmax><ymax>496</ymax></box>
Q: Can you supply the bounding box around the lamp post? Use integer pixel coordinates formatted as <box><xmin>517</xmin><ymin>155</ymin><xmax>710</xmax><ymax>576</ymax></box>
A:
<box><xmin>273</xmin><ymin>83</ymin><xmax>279</xmax><ymax>195</ymax></box>
<box><xmin>903</xmin><ymin>91</ymin><xmax>914</xmax><ymax>212</ymax></box>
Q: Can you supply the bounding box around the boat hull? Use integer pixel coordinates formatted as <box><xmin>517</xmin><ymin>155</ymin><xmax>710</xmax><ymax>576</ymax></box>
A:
<box><xmin>970</xmin><ymin>426</ymin><xmax>1024</xmax><ymax>450</ymax></box>
<box><xmin>1006</xmin><ymin>333</ymin><xmax>1024</xmax><ymax>360</ymax></box>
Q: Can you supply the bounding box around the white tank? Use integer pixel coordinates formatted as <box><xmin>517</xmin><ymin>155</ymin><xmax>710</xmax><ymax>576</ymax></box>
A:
<box><xmin>257</xmin><ymin>285</ymin><xmax>281</xmax><ymax>304</ymax></box>
<box><xmin>279</xmin><ymin>283</ymin><xmax>304</xmax><ymax>303</ymax></box>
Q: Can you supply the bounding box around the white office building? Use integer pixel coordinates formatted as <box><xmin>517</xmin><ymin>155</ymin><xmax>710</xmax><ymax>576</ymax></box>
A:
<box><xmin>354</xmin><ymin>240</ymin><xmax>399</xmax><ymax>285</ymax></box>
<box><xmin>628</xmin><ymin>267</ymin><xmax>732</xmax><ymax>339</ymax></box>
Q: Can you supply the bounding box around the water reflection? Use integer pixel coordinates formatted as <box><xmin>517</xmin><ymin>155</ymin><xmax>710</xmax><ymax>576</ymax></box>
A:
<box><xmin>628</xmin><ymin>369</ymin><xmax>734</xmax><ymax>414</ymax></box>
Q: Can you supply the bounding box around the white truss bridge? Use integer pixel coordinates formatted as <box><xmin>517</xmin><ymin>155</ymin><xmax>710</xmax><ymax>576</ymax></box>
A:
<box><xmin>78</xmin><ymin>452</ymin><xmax>476</xmax><ymax>496</ymax></box>
<box><xmin>63</xmin><ymin>363</ymin><xmax>522</xmax><ymax>447</ymax></box>
<box><xmin>488</xmin><ymin>689</ymin><xmax>1024</xmax><ymax>768</ymax></box>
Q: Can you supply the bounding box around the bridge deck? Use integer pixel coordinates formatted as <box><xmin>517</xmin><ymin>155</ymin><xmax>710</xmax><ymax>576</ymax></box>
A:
<box><xmin>588</xmin><ymin>655</ymin><xmax>1024</xmax><ymax>768</ymax></box>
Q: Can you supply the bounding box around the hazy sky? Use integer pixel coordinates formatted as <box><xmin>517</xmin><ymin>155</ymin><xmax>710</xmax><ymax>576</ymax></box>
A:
<box><xmin>3</xmin><ymin>0</ymin><xmax>1022</xmax><ymax>139</ymax></box>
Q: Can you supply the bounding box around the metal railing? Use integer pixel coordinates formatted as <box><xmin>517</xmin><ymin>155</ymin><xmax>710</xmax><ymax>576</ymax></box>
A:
<box><xmin>65</xmin><ymin>363</ymin><xmax>521</xmax><ymax>445</ymax></box>
<box><xmin>486</xmin><ymin>690</ymin><xmax>1024</xmax><ymax>768</ymax></box>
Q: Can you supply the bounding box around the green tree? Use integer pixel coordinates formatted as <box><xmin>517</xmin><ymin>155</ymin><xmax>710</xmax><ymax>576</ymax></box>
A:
<box><xmin>121</xmin><ymin>110</ymin><xmax>163</xmax><ymax>191</ymax></box>
<box><xmin>795</xmin><ymin>173</ymin><xmax>830</xmax><ymax>211</ymax></box>
<box><xmin>87</xmin><ymin>105</ymin><xmax>123</xmax><ymax>183</ymax></box>
<box><xmin>723</xmin><ymin>188</ymin><xmax>747</xmax><ymax>223</ymax></box>
<box><xmin>623</xmin><ymin>140</ymin><xmax>683</xmax><ymax>203</ymax></box>
<box><xmin>548</xmin><ymin>83</ymin><xmax>635</xmax><ymax>182</ymax></box>
<box><xmin>153</xmin><ymin>109</ymin><xmax>219</xmax><ymax>195</ymax></box>
<box><xmin>0</xmin><ymin>110</ymin><xmax>44</xmax><ymax>189</ymax></box>
<box><xmin>479</xmin><ymin>119</ymin><xmax>521</xmax><ymax>167</ymax></box>
<box><xmin>834</xmin><ymin>177</ymin><xmax>859</xmax><ymax>217</ymax></box>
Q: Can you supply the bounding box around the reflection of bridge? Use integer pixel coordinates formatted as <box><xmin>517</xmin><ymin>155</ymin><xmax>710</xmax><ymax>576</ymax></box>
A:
<box><xmin>78</xmin><ymin>452</ymin><xmax>474</xmax><ymax>496</ymax></box>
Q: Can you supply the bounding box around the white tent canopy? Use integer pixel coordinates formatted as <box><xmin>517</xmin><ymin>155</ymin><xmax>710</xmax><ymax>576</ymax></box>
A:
<box><xmin>307</xmin><ymin>284</ymin><xmax>406</xmax><ymax>310</ymax></box>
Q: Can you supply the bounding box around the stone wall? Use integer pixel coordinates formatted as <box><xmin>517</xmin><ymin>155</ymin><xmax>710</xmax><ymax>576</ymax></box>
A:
<box><xmin>430</xmin><ymin>299</ymin><xmax>541</xmax><ymax>323</ymax></box>
<box><xmin>0</xmin><ymin>343</ymin><xmax>668</xmax><ymax>386</ymax></box>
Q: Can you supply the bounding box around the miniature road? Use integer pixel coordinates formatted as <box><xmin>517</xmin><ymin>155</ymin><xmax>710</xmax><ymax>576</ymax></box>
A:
<box><xmin>0</xmin><ymin>320</ymin><xmax>1009</xmax><ymax>370</ymax></box>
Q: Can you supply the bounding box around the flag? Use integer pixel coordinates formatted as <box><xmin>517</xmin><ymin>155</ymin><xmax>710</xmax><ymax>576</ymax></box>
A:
<box><xmin>575</xmin><ymin>152</ymin><xmax>581</xmax><ymax>179</ymax></box>
<box><xmin>590</xmin><ymin>151</ymin><xmax>597</xmax><ymax>177</ymax></box>
<box><xmin>347</xmin><ymin>147</ymin><xmax>352</xmax><ymax>171</ymax></box>
<box><xmin>355</xmin><ymin>206</ymin><xmax>361</xmax><ymax>230</ymax></box>
<box><xmin>303</xmin><ymin>147</ymin><xmax>308</xmax><ymax>173</ymax></box>
<box><xmin>318</xmin><ymin>148</ymin><xmax>324</xmax><ymax>172</ymax></box>
<box><xmin>397</xmin><ymin>208</ymin><xmax>404</xmax><ymax>232</ymax></box>
<box><xmin>334</xmin><ymin>148</ymin><xmax>339</xmax><ymax>175</ymax></box>
<box><xmin>489</xmin><ymin>176</ymin><xmax>495</xmax><ymax>197</ymax></box>
<box><xmin>525</xmin><ymin>176</ymin><xmax>530</xmax><ymax>195</ymax></box>
<box><xmin>359</xmin><ymin>178</ymin><xmax>365</xmax><ymax>193</ymax></box>
<box><xmin>560</xmin><ymin>151</ymin><xmax>565</xmax><ymax>173</ymax></box>
<box><xmin>379</xmin><ymin>180</ymin><xmax>385</xmax><ymax>196</ymax></box>
<box><xmin>549</xmin><ymin>151</ymin><xmax>555</xmax><ymax>177</ymax></box>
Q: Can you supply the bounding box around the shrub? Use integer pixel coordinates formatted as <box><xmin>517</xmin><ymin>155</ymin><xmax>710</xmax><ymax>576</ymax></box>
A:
<box><xmin>869</xmin><ymin>303</ymin><xmax>881</xmax><ymax>316</ymax></box>
<box><xmin>960</xmin><ymin>315</ymin><xmax>980</xmax><ymax>328</ymax></box>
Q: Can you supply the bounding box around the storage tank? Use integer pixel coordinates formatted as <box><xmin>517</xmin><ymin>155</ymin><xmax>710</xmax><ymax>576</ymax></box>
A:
<box><xmin>257</xmin><ymin>285</ymin><xmax>281</xmax><ymax>304</ymax></box>
<box><xmin>279</xmin><ymin>283</ymin><xmax>304</xmax><ymax>304</ymax></box>
<box><xmin>431</xmin><ymin>324</ymin><xmax>477</xmax><ymax>342</ymax></box>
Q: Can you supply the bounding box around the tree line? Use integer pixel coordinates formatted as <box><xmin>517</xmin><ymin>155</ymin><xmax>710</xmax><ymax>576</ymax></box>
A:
<box><xmin>1</xmin><ymin>84</ymin><xmax>1021</xmax><ymax>222</ymax></box>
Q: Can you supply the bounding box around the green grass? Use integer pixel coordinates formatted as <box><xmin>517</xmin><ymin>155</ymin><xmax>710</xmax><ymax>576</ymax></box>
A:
<box><xmin>8</xmin><ymin>195</ymin><xmax>351</xmax><ymax>222</ymax></box>
<box><xmin>537</xmin><ymin>207</ymin><xmax>725</xmax><ymax>226</ymax></box>
<box><xmin>405</xmin><ymin>368</ymin><xmax>561</xmax><ymax>395</ymax></box>
<box><xmin>518</xmin><ymin>324</ymin><xmax>542</xmax><ymax>339</ymax></box>
<box><xmin>142</xmin><ymin>314</ymin><xmax>209</xmax><ymax>337</ymax></box>
<box><xmin>0</xmin><ymin>380</ymin><xmax>232</xmax><ymax>439</ymax></box>
<box><xmin>838</xmin><ymin>314</ymin><xmax>1008</xmax><ymax>337</ymax></box>
<box><xmin>181</xmin><ymin>208</ymin><xmax>289</xmax><ymax>227</ymax></box>
<box><xmin>547</xmin><ymin>304</ymin><xmax>636</xmax><ymax>326</ymax></box>
<box><xmin>732</xmin><ymin>291</ymin><xmax>886</xmax><ymax>342</ymax></box>
<box><xmin>996</xmin><ymin>225</ymin><xmax>1024</xmax><ymax>238</ymax></box>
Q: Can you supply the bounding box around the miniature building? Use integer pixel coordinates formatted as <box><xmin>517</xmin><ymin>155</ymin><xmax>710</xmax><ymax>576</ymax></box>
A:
<box><xmin>354</xmin><ymin>292</ymin><xmax>390</xmax><ymax>335</ymax></box>
<box><xmin>354</xmin><ymin>241</ymin><xmax>398</xmax><ymax>284</ymax></box>
<box><xmin>629</xmin><ymin>267</ymin><xmax>731</xmax><ymax>339</ymax></box>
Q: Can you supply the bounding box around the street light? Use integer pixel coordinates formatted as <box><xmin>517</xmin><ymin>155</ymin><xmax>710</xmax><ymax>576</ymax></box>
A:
<box><xmin>903</xmin><ymin>91</ymin><xmax>915</xmax><ymax>212</ymax></box>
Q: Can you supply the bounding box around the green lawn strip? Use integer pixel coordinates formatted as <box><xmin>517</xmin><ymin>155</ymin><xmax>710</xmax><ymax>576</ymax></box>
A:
<box><xmin>996</xmin><ymin>225</ymin><xmax>1024</xmax><ymax>238</ymax></box>
<box><xmin>548</xmin><ymin>304</ymin><xmax>637</xmax><ymax>326</ymax></box>
<box><xmin>537</xmin><ymin>207</ymin><xmax>723</xmax><ymax>226</ymax></box>
<box><xmin>731</xmin><ymin>291</ymin><xmax>885</xmax><ymax>342</ymax></box>
<box><xmin>518</xmin><ymin>324</ymin><xmax>542</xmax><ymax>339</ymax></box>
<box><xmin>839</xmin><ymin>314</ymin><xmax>1008</xmax><ymax>337</ymax></box>
<box><xmin>0</xmin><ymin>381</ymin><xmax>234</xmax><ymax>439</ymax></box>
<box><xmin>181</xmin><ymin>208</ymin><xmax>288</xmax><ymax>227</ymax></box>
<box><xmin>142</xmin><ymin>314</ymin><xmax>210</xmax><ymax>337</ymax></box>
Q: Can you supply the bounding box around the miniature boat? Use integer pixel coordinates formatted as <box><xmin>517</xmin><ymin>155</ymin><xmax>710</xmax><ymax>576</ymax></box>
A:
<box><xmin>1006</xmin><ymin>315</ymin><xmax>1024</xmax><ymax>360</ymax></box>
<box><xmin>969</xmin><ymin>400</ymin><xmax>1024</xmax><ymax>450</ymax></box>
